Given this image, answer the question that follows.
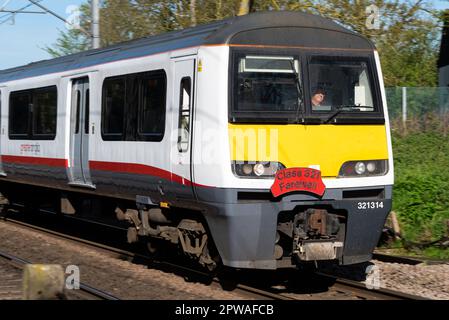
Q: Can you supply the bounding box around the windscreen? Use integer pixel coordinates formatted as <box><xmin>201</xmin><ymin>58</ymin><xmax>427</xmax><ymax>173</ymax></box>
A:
<box><xmin>308</xmin><ymin>56</ymin><xmax>376</xmax><ymax>113</ymax></box>
<box><xmin>233</xmin><ymin>54</ymin><xmax>301</xmax><ymax>115</ymax></box>
<box><xmin>230</xmin><ymin>51</ymin><xmax>383</xmax><ymax>123</ymax></box>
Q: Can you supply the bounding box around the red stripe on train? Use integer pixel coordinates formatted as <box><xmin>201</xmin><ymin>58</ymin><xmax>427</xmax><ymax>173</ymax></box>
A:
<box><xmin>2</xmin><ymin>155</ymin><xmax>68</xmax><ymax>167</ymax></box>
<box><xmin>89</xmin><ymin>161</ymin><xmax>211</xmax><ymax>188</ymax></box>
<box><xmin>89</xmin><ymin>160</ymin><xmax>192</xmax><ymax>185</ymax></box>
<box><xmin>1</xmin><ymin>156</ymin><xmax>210</xmax><ymax>188</ymax></box>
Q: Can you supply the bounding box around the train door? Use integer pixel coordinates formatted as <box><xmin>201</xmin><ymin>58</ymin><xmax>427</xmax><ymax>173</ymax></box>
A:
<box><xmin>68</xmin><ymin>77</ymin><xmax>94</xmax><ymax>188</ymax></box>
<box><xmin>171</xmin><ymin>58</ymin><xmax>196</xmax><ymax>199</ymax></box>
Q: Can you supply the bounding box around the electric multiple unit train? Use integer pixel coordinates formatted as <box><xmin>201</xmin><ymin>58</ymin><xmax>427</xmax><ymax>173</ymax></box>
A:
<box><xmin>0</xmin><ymin>11</ymin><xmax>394</xmax><ymax>270</ymax></box>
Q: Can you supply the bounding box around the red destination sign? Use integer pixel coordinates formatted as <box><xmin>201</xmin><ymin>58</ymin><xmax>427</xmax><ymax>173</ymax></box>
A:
<box><xmin>270</xmin><ymin>167</ymin><xmax>326</xmax><ymax>198</ymax></box>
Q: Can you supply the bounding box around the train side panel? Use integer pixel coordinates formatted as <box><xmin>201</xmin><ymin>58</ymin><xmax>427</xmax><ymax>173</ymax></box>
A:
<box><xmin>1</xmin><ymin>75</ymin><xmax>68</xmax><ymax>189</ymax></box>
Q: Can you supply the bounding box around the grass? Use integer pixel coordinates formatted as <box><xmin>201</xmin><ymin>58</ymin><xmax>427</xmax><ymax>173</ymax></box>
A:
<box><xmin>390</xmin><ymin>129</ymin><xmax>449</xmax><ymax>259</ymax></box>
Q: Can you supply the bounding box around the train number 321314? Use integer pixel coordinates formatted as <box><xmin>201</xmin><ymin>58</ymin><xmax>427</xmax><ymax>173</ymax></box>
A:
<box><xmin>357</xmin><ymin>201</ymin><xmax>384</xmax><ymax>210</ymax></box>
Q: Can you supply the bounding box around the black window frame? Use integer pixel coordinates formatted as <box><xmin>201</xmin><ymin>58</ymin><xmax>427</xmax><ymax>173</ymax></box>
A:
<box><xmin>85</xmin><ymin>89</ymin><xmax>90</xmax><ymax>134</ymax></box>
<box><xmin>304</xmin><ymin>53</ymin><xmax>385</xmax><ymax>124</ymax></box>
<box><xmin>177</xmin><ymin>76</ymin><xmax>192</xmax><ymax>152</ymax></box>
<box><xmin>101</xmin><ymin>76</ymin><xmax>127</xmax><ymax>140</ymax></box>
<box><xmin>137</xmin><ymin>70</ymin><xmax>167</xmax><ymax>142</ymax></box>
<box><xmin>101</xmin><ymin>69</ymin><xmax>167</xmax><ymax>142</ymax></box>
<box><xmin>9</xmin><ymin>85</ymin><xmax>58</xmax><ymax>140</ymax></box>
<box><xmin>9</xmin><ymin>90</ymin><xmax>31</xmax><ymax>139</ymax></box>
<box><xmin>32</xmin><ymin>86</ymin><xmax>58</xmax><ymax>139</ymax></box>
<box><xmin>229</xmin><ymin>49</ymin><xmax>304</xmax><ymax>124</ymax></box>
<box><xmin>229</xmin><ymin>48</ymin><xmax>385</xmax><ymax>125</ymax></box>
<box><xmin>74</xmin><ymin>90</ymin><xmax>81</xmax><ymax>134</ymax></box>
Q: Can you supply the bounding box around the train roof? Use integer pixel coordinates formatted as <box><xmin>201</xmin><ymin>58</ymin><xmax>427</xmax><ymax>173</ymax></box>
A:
<box><xmin>0</xmin><ymin>11</ymin><xmax>374</xmax><ymax>83</ymax></box>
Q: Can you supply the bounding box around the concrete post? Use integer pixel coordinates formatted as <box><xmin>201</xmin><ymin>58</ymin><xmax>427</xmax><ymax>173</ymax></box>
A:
<box><xmin>23</xmin><ymin>264</ymin><xmax>65</xmax><ymax>300</ymax></box>
<box><xmin>92</xmin><ymin>0</ymin><xmax>100</xmax><ymax>49</ymax></box>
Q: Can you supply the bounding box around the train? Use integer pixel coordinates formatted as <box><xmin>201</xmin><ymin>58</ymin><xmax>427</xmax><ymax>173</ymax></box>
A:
<box><xmin>0</xmin><ymin>11</ymin><xmax>394</xmax><ymax>271</ymax></box>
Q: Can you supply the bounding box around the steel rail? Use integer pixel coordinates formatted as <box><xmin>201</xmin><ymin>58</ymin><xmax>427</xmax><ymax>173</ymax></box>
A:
<box><xmin>0</xmin><ymin>248</ymin><xmax>120</xmax><ymax>300</ymax></box>
<box><xmin>373</xmin><ymin>252</ymin><xmax>449</xmax><ymax>266</ymax></box>
<box><xmin>316</xmin><ymin>272</ymin><xmax>428</xmax><ymax>300</ymax></box>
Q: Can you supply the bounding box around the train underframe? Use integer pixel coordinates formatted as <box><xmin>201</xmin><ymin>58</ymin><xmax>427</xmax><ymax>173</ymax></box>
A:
<box><xmin>0</xmin><ymin>180</ymin><xmax>392</xmax><ymax>271</ymax></box>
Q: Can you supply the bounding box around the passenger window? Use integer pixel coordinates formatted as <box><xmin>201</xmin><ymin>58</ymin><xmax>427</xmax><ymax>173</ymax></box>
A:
<box><xmin>102</xmin><ymin>77</ymin><xmax>125</xmax><ymax>139</ymax></box>
<box><xmin>85</xmin><ymin>89</ymin><xmax>90</xmax><ymax>134</ymax></box>
<box><xmin>33</xmin><ymin>87</ymin><xmax>57</xmax><ymax>137</ymax></box>
<box><xmin>75</xmin><ymin>90</ymin><xmax>81</xmax><ymax>134</ymax></box>
<box><xmin>9</xmin><ymin>91</ymin><xmax>31</xmax><ymax>138</ymax></box>
<box><xmin>101</xmin><ymin>70</ymin><xmax>166</xmax><ymax>142</ymax></box>
<box><xmin>177</xmin><ymin>77</ymin><xmax>191</xmax><ymax>152</ymax></box>
<box><xmin>138</xmin><ymin>72</ymin><xmax>166</xmax><ymax>141</ymax></box>
<box><xmin>9</xmin><ymin>86</ymin><xmax>57</xmax><ymax>140</ymax></box>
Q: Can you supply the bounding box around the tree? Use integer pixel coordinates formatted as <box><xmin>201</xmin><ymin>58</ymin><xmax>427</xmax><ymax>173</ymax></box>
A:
<box><xmin>43</xmin><ymin>3</ymin><xmax>91</xmax><ymax>56</ymax></box>
<box><xmin>44</xmin><ymin>0</ymin><xmax>442</xmax><ymax>86</ymax></box>
<box><xmin>238</xmin><ymin>0</ymin><xmax>255</xmax><ymax>15</ymax></box>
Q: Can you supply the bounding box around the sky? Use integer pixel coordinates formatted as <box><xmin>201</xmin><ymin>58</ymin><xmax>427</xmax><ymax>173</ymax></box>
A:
<box><xmin>0</xmin><ymin>0</ymin><xmax>448</xmax><ymax>70</ymax></box>
<box><xmin>0</xmin><ymin>0</ymin><xmax>84</xmax><ymax>70</ymax></box>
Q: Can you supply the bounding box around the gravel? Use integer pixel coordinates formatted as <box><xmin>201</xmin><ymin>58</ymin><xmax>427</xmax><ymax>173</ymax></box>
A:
<box><xmin>370</xmin><ymin>260</ymin><xmax>449</xmax><ymax>300</ymax></box>
<box><xmin>320</xmin><ymin>259</ymin><xmax>449</xmax><ymax>300</ymax></box>
<box><xmin>0</xmin><ymin>220</ymin><xmax>248</xmax><ymax>300</ymax></box>
<box><xmin>1</xmin><ymin>219</ymin><xmax>448</xmax><ymax>300</ymax></box>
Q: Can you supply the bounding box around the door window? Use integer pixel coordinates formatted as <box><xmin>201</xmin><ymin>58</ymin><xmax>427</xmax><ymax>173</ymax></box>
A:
<box><xmin>177</xmin><ymin>77</ymin><xmax>191</xmax><ymax>152</ymax></box>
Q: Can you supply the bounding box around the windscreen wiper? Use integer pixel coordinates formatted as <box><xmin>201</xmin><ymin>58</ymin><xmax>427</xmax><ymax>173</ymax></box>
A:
<box><xmin>323</xmin><ymin>105</ymin><xmax>374</xmax><ymax>124</ymax></box>
<box><xmin>288</xmin><ymin>60</ymin><xmax>304</xmax><ymax>123</ymax></box>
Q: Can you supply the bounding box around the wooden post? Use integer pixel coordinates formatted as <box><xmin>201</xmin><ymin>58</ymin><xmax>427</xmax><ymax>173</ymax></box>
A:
<box><xmin>390</xmin><ymin>211</ymin><xmax>401</xmax><ymax>239</ymax></box>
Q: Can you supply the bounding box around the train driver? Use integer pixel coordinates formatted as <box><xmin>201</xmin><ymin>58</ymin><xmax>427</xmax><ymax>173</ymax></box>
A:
<box><xmin>311</xmin><ymin>88</ymin><xmax>326</xmax><ymax>109</ymax></box>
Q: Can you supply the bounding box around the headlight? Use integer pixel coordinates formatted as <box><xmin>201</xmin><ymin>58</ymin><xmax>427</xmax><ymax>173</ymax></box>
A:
<box><xmin>366</xmin><ymin>161</ymin><xmax>377</xmax><ymax>173</ymax></box>
<box><xmin>253</xmin><ymin>163</ymin><xmax>265</xmax><ymax>176</ymax></box>
<box><xmin>242</xmin><ymin>164</ymin><xmax>253</xmax><ymax>175</ymax></box>
<box><xmin>338</xmin><ymin>160</ymin><xmax>388</xmax><ymax>177</ymax></box>
<box><xmin>232</xmin><ymin>161</ymin><xmax>285</xmax><ymax>178</ymax></box>
<box><xmin>354</xmin><ymin>162</ymin><xmax>366</xmax><ymax>175</ymax></box>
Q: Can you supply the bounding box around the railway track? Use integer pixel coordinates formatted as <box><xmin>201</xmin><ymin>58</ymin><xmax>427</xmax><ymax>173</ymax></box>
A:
<box><xmin>0</xmin><ymin>212</ymin><xmax>427</xmax><ymax>300</ymax></box>
<box><xmin>0</xmin><ymin>254</ymin><xmax>23</xmax><ymax>300</ymax></box>
<box><xmin>316</xmin><ymin>273</ymin><xmax>427</xmax><ymax>300</ymax></box>
<box><xmin>1</xmin><ymin>215</ymin><xmax>289</xmax><ymax>300</ymax></box>
<box><xmin>0</xmin><ymin>248</ymin><xmax>119</xmax><ymax>300</ymax></box>
<box><xmin>373</xmin><ymin>252</ymin><xmax>449</xmax><ymax>266</ymax></box>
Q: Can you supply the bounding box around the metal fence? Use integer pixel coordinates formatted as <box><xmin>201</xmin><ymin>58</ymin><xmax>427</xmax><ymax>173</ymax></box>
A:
<box><xmin>385</xmin><ymin>87</ymin><xmax>449</xmax><ymax>128</ymax></box>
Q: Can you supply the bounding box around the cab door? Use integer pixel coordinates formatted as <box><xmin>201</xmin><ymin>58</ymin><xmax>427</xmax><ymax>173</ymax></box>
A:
<box><xmin>170</xmin><ymin>58</ymin><xmax>196</xmax><ymax>199</ymax></box>
<box><xmin>68</xmin><ymin>77</ymin><xmax>94</xmax><ymax>188</ymax></box>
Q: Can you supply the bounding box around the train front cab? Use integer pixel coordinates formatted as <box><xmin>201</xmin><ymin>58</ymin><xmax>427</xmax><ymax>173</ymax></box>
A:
<box><xmin>198</xmin><ymin>45</ymin><xmax>394</xmax><ymax>270</ymax></box>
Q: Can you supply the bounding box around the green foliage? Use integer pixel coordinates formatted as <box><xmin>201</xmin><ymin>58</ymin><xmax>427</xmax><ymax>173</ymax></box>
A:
<box><xmin>44</xmin><ymin>0</ymin><xmax>243</xmax><ymax>57</ymax></box>
<box><xmin>43</xmin><ymin>3</ymin><xmax>91</xmax><ymax>57</ymax></box>
<box><xmin>392</xmin><ymin>132</ymin><xmax>449</xmax><ymax>244</ymax></box>
<box><xmin>287</xmin><ymin>0</ymin><xmax>440</xmax><ymax>87</ymax></box>
<box><xmin>423</xmin><ymin>247</ymin><xmax>449</xmax><ymax>260</ymax></box>
<box><xmin>44</xmin><ymin>0</ymin><xmax>443</xmax><ymax>87</ymax></box>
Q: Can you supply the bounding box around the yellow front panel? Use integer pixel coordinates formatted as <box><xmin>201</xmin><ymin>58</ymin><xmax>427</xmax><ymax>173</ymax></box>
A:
<box><xmin>229</xmin><ymin>124</ymin><xmax>388</xmax><ymax>177</ymax></box>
